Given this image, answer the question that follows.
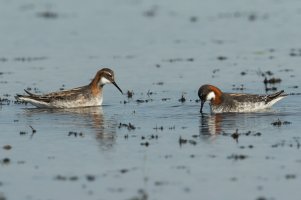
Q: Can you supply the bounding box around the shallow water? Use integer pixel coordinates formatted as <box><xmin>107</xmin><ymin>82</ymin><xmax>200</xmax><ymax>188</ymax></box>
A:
<box><xmin>1</xmin><ymin>0</ymin><xmax>301</xmax><ymax>200</ymax></box>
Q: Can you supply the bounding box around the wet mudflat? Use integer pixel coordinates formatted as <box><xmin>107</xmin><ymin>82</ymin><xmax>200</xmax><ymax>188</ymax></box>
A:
<box><xmin>1</xmin><ymin>0</ymin><xmax>301</xmax><ymax>200</ymax></box>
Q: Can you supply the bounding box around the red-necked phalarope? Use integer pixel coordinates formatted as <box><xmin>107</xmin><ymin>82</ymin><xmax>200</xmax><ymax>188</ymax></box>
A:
<box><xmin>198</xmin><ymin>84</ymin><xmax>287</xmax><ymax>113</ymax></box>
<box><xmin>15</xmin><ymin>68</ymin><xmax>123</xmax><ymax>108</ymax></box>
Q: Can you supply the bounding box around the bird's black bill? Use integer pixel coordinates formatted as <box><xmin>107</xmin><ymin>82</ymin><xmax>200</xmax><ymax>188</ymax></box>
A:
<box><xmin>112</xmin><ymin>82</ymin><xmax>123</xmax><ymax>94</ymax></box>
<box><xmin>200</xmin><ymin>101</ymin><xmax>205</xmax><ymax>113</ymax></box>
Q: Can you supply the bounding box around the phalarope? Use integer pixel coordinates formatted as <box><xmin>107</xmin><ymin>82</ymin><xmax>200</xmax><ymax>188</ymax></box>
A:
<box><xmin>198</xmin><ymin>84</ymin><xmax>287</xmax><ymax>113</ymax></box>
<box><xmin>15</xmin><ymin>68</ymin><xmax>123</xmax><ymax>108</ymax></box>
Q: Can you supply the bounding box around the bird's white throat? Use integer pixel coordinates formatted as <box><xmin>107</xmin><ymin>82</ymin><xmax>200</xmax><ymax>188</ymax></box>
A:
<box><xmin>206</xmin><ymin>91</ymin><xmax>215</xmax><ymax>101</ymax></box>
<box><xmin>100</xmin><ymin>77</ymin><xmax>111</xmax><ymax>85</ymax></box>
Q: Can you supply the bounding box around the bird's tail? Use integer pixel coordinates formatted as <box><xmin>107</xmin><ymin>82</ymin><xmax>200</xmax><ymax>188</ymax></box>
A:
<box><xmin>266</xmin><ymin>90</ymin><xmax>287</xmax><ymax>103</ymax></box>
<box><xmin>15</xmin><ymin>89</ymin><xmax>37</xmax><ymax>101</ymax></box>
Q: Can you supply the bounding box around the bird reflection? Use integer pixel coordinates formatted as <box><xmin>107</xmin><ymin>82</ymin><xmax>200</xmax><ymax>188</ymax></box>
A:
<box><xmin>199</xmin><ymin>113</ymin><xmax>223</xmax><ymax>139</ymax></box>
<box><xmin>23</xmin><ymin>107</ymin><xmax>117</xmax><ymax>150</ymax></box>
<box><xmin>199</xmin><ymin>112</ymin><xmax>263</xmax><ymax>141</ymax></box>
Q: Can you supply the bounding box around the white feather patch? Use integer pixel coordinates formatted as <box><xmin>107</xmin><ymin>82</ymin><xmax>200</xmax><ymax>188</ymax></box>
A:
<box><xmin>206</xmin><ymin>91</ymin><xmax>215</xmax><ymax>101</ymax></box>
<box><xmin>100</xmin><ymin>77</ymin><xmax>111</xmax><ymax>85</ymax></box>
<box><xmin>18</xmin><ymin>95</ymin><xmax>104</xmax><ymax>108</ymax></box>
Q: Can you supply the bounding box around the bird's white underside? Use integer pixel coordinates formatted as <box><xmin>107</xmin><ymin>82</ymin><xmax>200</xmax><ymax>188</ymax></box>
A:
<box><xmin>18</xmin><ymin>94</ymin><xmax>103</xmax><ymax>108</ymax></box>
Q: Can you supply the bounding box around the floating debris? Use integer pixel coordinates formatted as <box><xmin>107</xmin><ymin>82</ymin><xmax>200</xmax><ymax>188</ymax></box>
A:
<box><xmin>86</xmin><ymin>175</ymin><xmax>96</xmax><ymax>182</ymax></box>
<box><xmin>253</xmin><ymin>132</ymin><xmax>261</xmax><ymax>136</ymax></box>
<box><xmin>179</xmin><ymin>136</ymin><xmax>187</xmax><ymax>145</ymax></box>
<box><xmin>189</xmin><ymin>140</ymin><xmax>197</xmax><ymax>145</ymax></box>
<box><xmin>178</xmin><ymin>136</ymin><xmax>197</xmax><ymax>146</ymax></box>
<box><xmin>69</xmin><ymin>176</ymin><xmax>79</xmax><ymax>181</ymax></box>
<box><xmin>37</xmin><ymin>11</ymin><xmax>58</xmax><ymax>19</ymax></box>
<box><xmin>271</xmin><ymin>137</ymin><xmax>300</xmax><ymax>149</ymax></box>
<box><xmin>118</xmin><ymin>123</ymin><xmax>136</xmax><ymax>131</ymax></box>
<box><xmin>154</xmin><ymin>82</ymin><xmax>164</xmax><ymax>85</ymax></box>
<box><xmin>140</xmin><ymin>142</ymin><xmax>149</xmax><ymax>147</ymax></box>
<box><xmin>68</xmin><ymin>131</ymin><xmax>84</xmax><ymax>137</ymax></box>
<box><xmin>239</xmin><ymin>145</ymin><xmax>254</xmax><ymax>149</ymax></box>
<box><xmin>2</xmin><ymin>158</ymin><xmax>10</xmax><ymax>164</ymax></box>
<box><xmin>264</xmin><ymin>77</ymin><xmax>282</xmax><ymax>84</ymax></box>
<box><xmin>136</xmin><ymin>99</ymin><xmax>145</xmax><ymax>103</ymax></box>
<box><xmin>212</xmin><ymin>69</ymin><xmax>220</xmax><ymax>74</ymax></box>
<box><xmin>289</xmin><ymin>48</ymin><xmax>301</xmax><ymax>57</ymax></box>
<box><xmin>232</xmin><ymin>84</ymin><xmax>245</xmax><ymax>91</ymax></box>
<box><xmin>190</xmin><ymin>16</ymin><xmax>198</xmax><ymax>22</ymax></box>
<box><xmin>2</xmin><ymin>145</ymin><xmax>12</xmax><ymax>150</ymax></box>
<box><xmin>129</xmin><ymin>189</ymin><xmax>148</xmax><ymax>200</ymax></box>
<box><xmin>271</xmin><ymin>119</ymin><xmax>292</xmax><ymax>126</ymax></box>
<box><xmin>59</xmin><ymin>84</ymin><xmax>66</xmax><ymax>91</ymax></box>
<box><xmin>217</xmin><ymin>56</ymin><xmax>227</xmax><ymax>61</ymax></box>
<box><xmin>227</xmin><ymin>154</ymin><xmax>248</xmax><ymax>160</ymax></box>
<box><xmin>265</xmin><ymin>70</ymin><xmax>274</xmax><ymax>76</ymax></box>
<box><xmin>290</xmin><ymin>92</ymin><xmax>301</xmax><ymax>95</ymax></box>
<box><xmin>231</xmin><ymin>129</ymin><xmax>239</xmax><ymax>142</ymax></box>
<box><xmin>29</xmin><ymin>125</ymin><xmax>36</xmax><ymax>134</ymax></box>
<box><xmin>19</xmin><ymin>131</ymin><xmax>28</xmax><ymax>135</ymax></box>
<box><xmin>13</xmin><ymin>56</ymin><xmax>47</xmax><ymax>62</ymax></box>
<box><xmin>127</xmin><ymin>90</ymin><xmax>134</xmax><ymax>98</ymax></box>
<box><xmin>257</xmin><ymin>70</ymin><xmax>275</xmax><ymax>77</ymax></box>
<box><xmin>14</xmin><ymin>99</ymin><xmax>28</xmax><ymax>105</ymax></box>
<box><xmin>0</xmin><ymin>58</ymin><xmax>8</xmax><ymax>62</ymax></box>
<box><xmin>139</xmin><ymin>135</ymin><xmax>157</xmax><ymax>146</ymax></box>
<box><xmin>217</xmin><ymin>11</ymin><xmax>268</xmax><ymax>21</ymax></box>
<box><xmin>163</xmin><ymin>58</ymin><xmax>194</xmax><ymax>63</ymax></box>
<box><xmin>161</xmin><ymin>98</ymin><xmax>171</xmax><ymax>101</ymax></box>
<box><xmin>256</xmin><ymin>196</ymin><xmax>268</xmax><ymax>200</ymax></box>
<box><xmin>120</xmin><ymin>169</ymin><xmax>129</xmax><ymax>174</ymax></box>
<box><xmin>240</xmin><ymin>71</ymin><xmax>247</xmax><ymax>76</ymax></box>
<box><xmin>285</xmin><ymin>174</ymin><xmax>297</xmax><ymax>180</ymax></box>
<box><xmin>147</xmin><ymin>90</ymin><xmax>156</xmax><ymax>96</ymax></box>
<box><xmin>136</xmin><ymin>99</ymin><xmax>153</xmax><ymax>103</ymax></box>
<box><xmin>248</xmin><ymin>13</ymin><xmax>257</xmax><ymax>21</ymax></box>
<box><xmin>54</xmin><ymin>175</ymin><xmax>67</xmax><ymax>181</ymax></box>
<box><xmin>153</xmin><ymin>125</ymin><xmax>163</xmax><ymax>131</ymax></box>
<box><xmin>279</xmin><ymin>69</ymin><xmax>293</xmax><ymax>72</ymax></box>
<box><xmin>0</xmin><ymin>98</ymin><xmax>11</xmax><ymax>105</ymax></box>
<box><xmin>265</xmin><ymin>86</ymin><xmax>277</xmax><ymax>92</ymax></box>
<box><xmin>55</xmin><ymin>174</ymin><xmax>95</xmax><ymax>182</ymax></box>
<box><xmin>149</xmin><ymin>134</ymin><xmax>158</xmax><ymax>140</ymax></box>
<box><xmin>178</xmin><ymin>94</ymin><xmax>186</xmax><ymax>103</ymax></box>
<box><xmin>222</xmin><ymin>130</ymin><xmax>261</xmax><ymax>137</ymax></box>
<box><xmin>143</xmin><ymin>6</ymin><xmax>158</xmax><ymax>18</ymax></box>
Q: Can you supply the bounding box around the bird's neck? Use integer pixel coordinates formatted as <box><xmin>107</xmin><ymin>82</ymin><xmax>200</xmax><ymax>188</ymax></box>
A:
<box><xmin>89</xmin><ymin>73</ymin><xmax>103</xmax><ymax>97</ymax></box>
<box><xmin>208</xmin><ymin>85</ymin><xmax>223</xmax><ymax>105</ymax></box>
